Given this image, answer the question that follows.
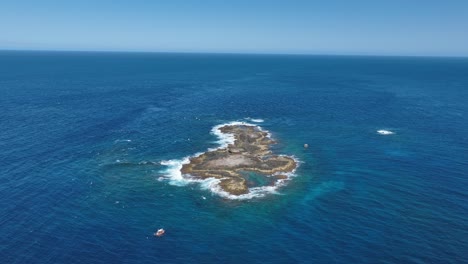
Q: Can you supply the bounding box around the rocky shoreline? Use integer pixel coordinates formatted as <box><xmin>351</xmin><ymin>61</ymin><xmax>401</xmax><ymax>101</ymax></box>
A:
<box><xmin>181</xmin><ymin>124</ymin><xmax>297</xmax><ymax>195</ymax></box>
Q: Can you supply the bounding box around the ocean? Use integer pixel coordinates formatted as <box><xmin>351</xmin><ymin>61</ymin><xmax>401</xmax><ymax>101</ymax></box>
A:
<box><xmin>0</xmin><ymin>51</ymin><xmax>467</xmax><ymax>263</ymax></box>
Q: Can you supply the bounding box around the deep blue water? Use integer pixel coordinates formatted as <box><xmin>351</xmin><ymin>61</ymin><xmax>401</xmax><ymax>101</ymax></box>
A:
<box><xmin>1</xmin><ymin>51</ymin><xmax>467</xmax><ymax>263</ymax></box>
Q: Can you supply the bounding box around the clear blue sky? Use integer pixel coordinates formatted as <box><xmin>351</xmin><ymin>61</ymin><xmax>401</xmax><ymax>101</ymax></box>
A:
<box><xmin>1</xmin><ymin>0</ymin><xmax>468</xmax><ymax>56</ymax></box>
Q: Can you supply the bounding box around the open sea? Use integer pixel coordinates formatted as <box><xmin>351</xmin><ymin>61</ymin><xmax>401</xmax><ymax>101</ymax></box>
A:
<box><xmin>0</xmin><ymin>51</ymin><xmax>467</xmax><ymax>263</ymax></box>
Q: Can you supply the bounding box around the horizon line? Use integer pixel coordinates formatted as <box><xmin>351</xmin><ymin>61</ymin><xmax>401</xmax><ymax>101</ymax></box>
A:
<box><xmin>1</xmin><ymin>48</ymin><xmax>467</xmax><ymax>59</ymax></box>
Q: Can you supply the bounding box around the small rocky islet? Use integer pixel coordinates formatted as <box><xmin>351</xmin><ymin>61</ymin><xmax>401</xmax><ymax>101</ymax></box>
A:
<box><xmin>181</xmin><ymin>124</ymin><xmax>297</xmax><ymax>196</ymax></box>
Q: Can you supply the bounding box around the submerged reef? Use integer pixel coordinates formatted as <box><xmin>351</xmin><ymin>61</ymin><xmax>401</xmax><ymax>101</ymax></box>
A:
<box><xmin>181</xmin><ymin>124</ymin><xmax>297</xmax><ymax>195</ymax></box>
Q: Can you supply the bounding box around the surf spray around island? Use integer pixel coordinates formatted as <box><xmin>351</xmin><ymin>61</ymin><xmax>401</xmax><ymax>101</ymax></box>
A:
<box><xmin>159</xmin><ymin>121</ymin><xmax>300</xmax><ymax>200</ymax></box>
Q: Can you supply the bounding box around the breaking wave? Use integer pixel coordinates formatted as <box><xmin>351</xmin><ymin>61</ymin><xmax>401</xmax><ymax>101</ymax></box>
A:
<box><xmin>377</xmin><ymin>129</ymin><xmax>395</xmax><ymax>135</ymax></box>
<box><xmin>245</xmin><ymin>117</ymin><xmax>264</xmax><ymax>123</ymax></box>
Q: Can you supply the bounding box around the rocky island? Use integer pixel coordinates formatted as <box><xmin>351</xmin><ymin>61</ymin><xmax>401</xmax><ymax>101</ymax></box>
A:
<box><xmin>181</xmin><ymin>124</ymin><xmax>297</xmax><ymax>196</ymax></box>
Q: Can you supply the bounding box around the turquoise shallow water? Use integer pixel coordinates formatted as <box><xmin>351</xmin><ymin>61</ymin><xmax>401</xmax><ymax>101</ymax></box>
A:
<box><xmin>0</xmin><ymin>51</ymin><xmax>467</xmax><ymax>263</ymax></box>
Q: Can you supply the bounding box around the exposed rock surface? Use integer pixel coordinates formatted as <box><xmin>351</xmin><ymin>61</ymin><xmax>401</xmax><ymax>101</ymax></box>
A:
<box><xmin>181</xmin><ymin>124</ymin><xmax>297</xmax><ymax>195</ymax></box>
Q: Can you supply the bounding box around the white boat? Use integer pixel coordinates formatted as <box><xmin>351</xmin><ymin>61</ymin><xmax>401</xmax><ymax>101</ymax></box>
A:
<box><xmin>154</xmin><ymin>228</ymin><xmax>165</xmax><ymax>237</ymax></box>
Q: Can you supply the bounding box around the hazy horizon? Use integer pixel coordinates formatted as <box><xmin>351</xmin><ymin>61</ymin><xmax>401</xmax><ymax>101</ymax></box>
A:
<box><xmin>2</xmin><ymin>1</ymin><xmax>468</xmax><ymax>57</ymax></box>
<box><xmin>2</xmin><ymin>49</ymin><xmax>468</xmax><ymax>59</ymax></box>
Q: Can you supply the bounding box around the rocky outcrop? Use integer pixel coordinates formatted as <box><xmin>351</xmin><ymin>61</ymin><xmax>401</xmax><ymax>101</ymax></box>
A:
<box><xmin>180</xmin><ymin>124</ymin><xmax>297</xmax><ymax>195</ymax></box>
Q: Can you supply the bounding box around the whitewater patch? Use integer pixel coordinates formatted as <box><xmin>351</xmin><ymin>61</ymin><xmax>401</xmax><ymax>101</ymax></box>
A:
<box><xmin>114</xmin><ymin>139</ymin><xmax>132</xmax><ymax>143</ymax></box>
<box><xmin>208</xmin><ymin>121</ymin><xmax>272</xmax><ymax>150</ymax></box>
<box><xmin>199</xmin><ymin>156</ymin><xmax>300</xmax><ymax>200</ymax></box>
<box><xmin>192</xmin><ymin>169</ymin><xmax>299</xmax><ymax>200</ymax></box>
<box><xmin>377</xmin><ymin>129</ymin><xmax>395</xmax><ymax>135</ymax></box>
<box><xmin>159</xmin><ymin>121</ymin><xmax>299</xmax><ymax>200</ymax></box>
<box><xmin>245</xmin><ymin>117</ymin><xmax>264</xmax><ymax>123</ymax></box>
<box><xmin>159</xmin><ymin>154</ymin><xmax>202</xmax><ymax>186</ymax></box>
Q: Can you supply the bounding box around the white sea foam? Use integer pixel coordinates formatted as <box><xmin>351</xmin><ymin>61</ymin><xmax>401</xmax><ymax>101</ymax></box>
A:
<box><xmin>159</xmin><ymin>121</ymin><xmax>298</xmax><ymax>199</ymax></box>
<box><xmin>208</xmin><ymin>121</ymin><xmax>272</xmax><ymax>150</ymax></box>
<box><xmin>192</xmin><ymin>177</ymin><xmax>281</xmax><ymax>200</ymax></box>
<box><xmin>245</xmin><ymin>117</ymin><xmax>264</xmax><ymax>123</ymax></box>
<box><xmin>377</xmin><ymin>129</ymin><xmax>395</xmax><ymax>135</ymax></box>
<box><xmin>159</xmin><ymin>158</ymin><xmax>190</xmax><ymax>186</ymax></box>
<box><xmin>159</xmin><ymin>153</ymin><xmax>202</xmax><ymax>186</ymax></box>
<box><xmin>115</xmin><ymin>139</ymin><xmax>132</xmax><ymax>143</ymax></box>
